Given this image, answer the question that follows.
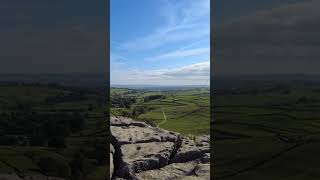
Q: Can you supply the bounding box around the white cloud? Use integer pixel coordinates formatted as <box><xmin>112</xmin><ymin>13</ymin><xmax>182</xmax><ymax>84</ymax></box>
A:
<box><xmin>180</xmin><ymin>0</ymin><xmax>210</xmax><ymax>24</ymax></box>
<box><xmin>145</xmin><ymin>47</ymin><xmax>209</xmax><ymax>62</ymax></box>
<box><xmin>121</xmin><ymin>26</ymin><xmax>209</xmax><ymax>51</ymax></box>
<box><xmin>110</xmin><ymin>53</ymin><xmax>127</xmax><ymax>71</ymax></box>
<box><xmin>111</xmin><ymin>61</ymin><xmax>210</xmax><ymax>85</ymax></box>
<box><xmin>120</xmin><ymin>0</ymin><xmax>210</xmax><ymax>51</ymax></box>
<box><xmin>163</xmin><ymin>61</ymin><xmax>210</xmax><ymax>78</ymax></box>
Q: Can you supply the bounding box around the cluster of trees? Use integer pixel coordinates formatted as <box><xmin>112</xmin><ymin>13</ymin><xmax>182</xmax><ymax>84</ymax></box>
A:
<box><xmin>119</xmin><ymin>105</ymin><xmax>152</xmax><ymax>119</ymax></box>
<box><xmin>111</xmin><ymin>96</ymin><xmax>136</xmax><ymax>108</ymax></box>
<box><xmin>143</xmin><ymin>94</ymin><xmax>165</xmax><ymax>102</ymax></box>
<box><xmin>132</xmin><ymin>105</ymin><xmax>152</xmax><ymax>118</ymax></box>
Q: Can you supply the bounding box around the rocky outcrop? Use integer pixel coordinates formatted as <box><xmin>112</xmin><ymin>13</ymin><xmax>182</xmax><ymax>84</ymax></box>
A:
<box><xmin>110</xmin><ymin>117</ymin><xmax>210</xmax><ymax>180</ymax></box>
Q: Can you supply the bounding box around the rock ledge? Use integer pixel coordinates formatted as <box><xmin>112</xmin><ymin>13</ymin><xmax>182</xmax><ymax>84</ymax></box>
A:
<box><xmin>110</xmin><ymin>117</ymin><xmax>210</xmax><ymax>180</ymax></box>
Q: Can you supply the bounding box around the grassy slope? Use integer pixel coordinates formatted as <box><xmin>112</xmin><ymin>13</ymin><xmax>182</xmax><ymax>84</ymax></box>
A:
<box><xmin>111</xmin><ymin>87</ymin><xmax>210</xmax><ymax>136</ymax></box>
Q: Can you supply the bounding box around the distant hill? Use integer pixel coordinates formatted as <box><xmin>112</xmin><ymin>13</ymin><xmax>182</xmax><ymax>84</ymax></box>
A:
<box><xmin>111</xmin><ymin>84</ymin><xmax>209</xmax><ymax>91</ymax></box>
<box><xmin>0</xmin><ymin>73</ymin><xmax>107</xmax><ymax>87</ymax></box>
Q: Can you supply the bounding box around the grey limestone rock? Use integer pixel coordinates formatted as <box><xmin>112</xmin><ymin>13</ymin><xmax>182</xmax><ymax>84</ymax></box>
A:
<box><xmin>110</xmin><ymin>117</ymin><xmax>210</xmax><ymax>180</ymax></box>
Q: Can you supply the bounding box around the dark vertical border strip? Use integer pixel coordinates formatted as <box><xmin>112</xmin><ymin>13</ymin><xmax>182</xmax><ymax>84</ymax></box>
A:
<box><xmin>106</xmin><ymin>0</ymin><xmax>110</xmax><ymax>106</ymax></box>
<box><xmin>106</xmin><ymin>0</ymin><xmax>111</xmax><ymax>178</ymax></box>
<box><xmin>210</xmin><ymin>0</ymin><xmax>215</xmax><ymax>179</ymax></box>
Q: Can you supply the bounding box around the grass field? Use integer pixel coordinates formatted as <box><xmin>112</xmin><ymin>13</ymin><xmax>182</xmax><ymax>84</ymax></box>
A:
<box><xmin>213</xmin><ymin>81</ymin><xmax>320</xmax><ymax>180</ymax></box>
<box><xmin>111</xmin><ymin>87</ymin><xmax>210</xmax><ymax>136</ymax></box>
<box><xmin>0</xmin><ymin>84</ymin><xmax>108</xmax><ymax>179</ymax></box>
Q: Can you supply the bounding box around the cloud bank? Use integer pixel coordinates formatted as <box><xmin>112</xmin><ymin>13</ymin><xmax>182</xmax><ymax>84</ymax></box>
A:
<box><xmin>111</xmin><ymin>61</ymin><xmax>210</xmax><ymax>85</ymax></box>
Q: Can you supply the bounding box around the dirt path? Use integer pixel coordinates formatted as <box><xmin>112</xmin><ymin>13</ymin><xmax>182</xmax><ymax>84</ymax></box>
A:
<box><xmin>157</xmin><ymin>108</ymin><xmax>167</xmax><ymax>128</ymax></box>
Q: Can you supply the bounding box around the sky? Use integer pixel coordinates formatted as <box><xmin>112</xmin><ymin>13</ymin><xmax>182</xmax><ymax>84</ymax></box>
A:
<box><xmin>1</xmin><ymin>0</ymin><xmax>317</xmax><ymax>79</ymax></box>
<box><xmin>214</xmin><ymin>0</ymin><xmax>320</xmax><ymax>75</ymax></box>
<box><xmin>110</xmin><ymin>0</ymin><xmax>210</xmax><ymax>86</ymax></box>
<box><xmin>0</xmin><ymin>0</ymin><xmax>107</xmax><ymax>74</ymax></box>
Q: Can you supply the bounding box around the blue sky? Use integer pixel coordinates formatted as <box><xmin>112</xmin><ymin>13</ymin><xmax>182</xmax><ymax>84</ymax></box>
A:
<box><xmin>111</xmin><ymin>0</ymin><xmax>210</xmax><ymax>85</ymax></box>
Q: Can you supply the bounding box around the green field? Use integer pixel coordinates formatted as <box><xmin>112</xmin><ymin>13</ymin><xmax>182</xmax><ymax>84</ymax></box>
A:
<box><xmin>213</xmin><ymin>82</ymin><xmax>320</xmax><ymax>180</ymax></box>
<box><xmin>111</xmin><ymin>87</ymin><xmax>210</xmax><ymax>136</ymax></box>
<box><xmin>0</xmin><ymin>84</ymin><xmax>108</xmax><ymax>179</ymax></box>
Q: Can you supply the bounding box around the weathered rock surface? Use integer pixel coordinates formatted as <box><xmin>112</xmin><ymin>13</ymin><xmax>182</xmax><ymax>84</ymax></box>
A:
<box><xmin>111</xmin><ymin>126</ymin><xmax>177</xmax><ymax>144</ymax></box>
<box><xmin>171</xmin><ymin>137</ymin><xmax>210</xmax><ymax>163</ymax></box>
<box><xmin>110</xmin><ymin>116</ymin><xmax>210</xmax><ymax>180</ymax></box>
<box><xmin>136</xmin><ymin>153</ymin><xmax>210</xmax><ymax>180</ymax></box>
